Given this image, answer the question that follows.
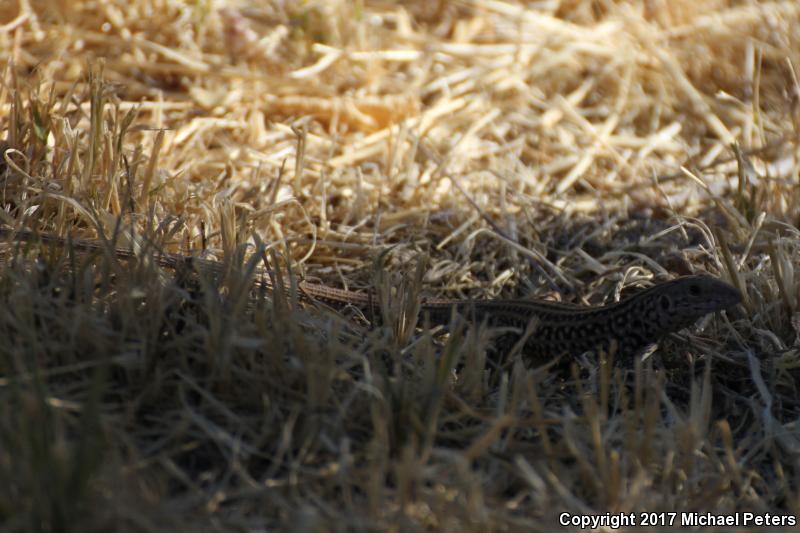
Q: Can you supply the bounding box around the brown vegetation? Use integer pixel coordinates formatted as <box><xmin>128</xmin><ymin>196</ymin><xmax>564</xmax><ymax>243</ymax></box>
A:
<box><xmin>1</xmin><ymin>0</ymin><xmax>799</xmax><ymax>530</ymax></box>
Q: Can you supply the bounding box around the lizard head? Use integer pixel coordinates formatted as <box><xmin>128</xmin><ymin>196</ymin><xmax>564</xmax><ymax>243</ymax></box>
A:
<box><xmin>650</xmin><ymin>274</ymin><xmax>741</xmax><ymax>330</ymax></box>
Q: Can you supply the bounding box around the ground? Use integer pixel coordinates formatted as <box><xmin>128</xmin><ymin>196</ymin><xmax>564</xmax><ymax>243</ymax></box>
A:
<box><xmin>1</xmin><ymin>1</ymin><xmax>800</xmax><ymax>531</ymax></box>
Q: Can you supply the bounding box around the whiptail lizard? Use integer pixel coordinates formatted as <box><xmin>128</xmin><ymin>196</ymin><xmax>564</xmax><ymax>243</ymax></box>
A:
<box><xmin>0</xmin><ymin>228</ymin><xmax>741</xmax><ymax>362</ymax></box>
<box><xmin>299</xmin><ymin>274</ymin><xmax>741</xmax><ymax>361</ymax></box>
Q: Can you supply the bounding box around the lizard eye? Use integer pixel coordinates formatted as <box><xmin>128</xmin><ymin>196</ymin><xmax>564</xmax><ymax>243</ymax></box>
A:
<box><xmin>688</xmin><ymin>283</ymin><xmax>701</xmax><ymax>296</ymax></box>
<box><xmin>659</xmin><ymin>294</ymin><xmax>671</xmax><ymax>310</ymax></box>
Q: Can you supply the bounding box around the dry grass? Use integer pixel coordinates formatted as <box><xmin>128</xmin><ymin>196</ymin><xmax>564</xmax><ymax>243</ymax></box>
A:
<box><xmin>1</xmin><ymin>0</ymin><xmax>800</xmax><ymax>531</ymax></box>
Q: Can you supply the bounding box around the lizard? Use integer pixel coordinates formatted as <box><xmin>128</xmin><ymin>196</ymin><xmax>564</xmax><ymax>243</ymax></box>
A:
<box><xmin>0</xmin><ymin>227</ymin><xmax>741</xmax><ymax>362</ymax></box>
<box><xmin>298</xmin><ymin>274</ymin><xmax>741</xmax><ymax>362</ymax></box>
